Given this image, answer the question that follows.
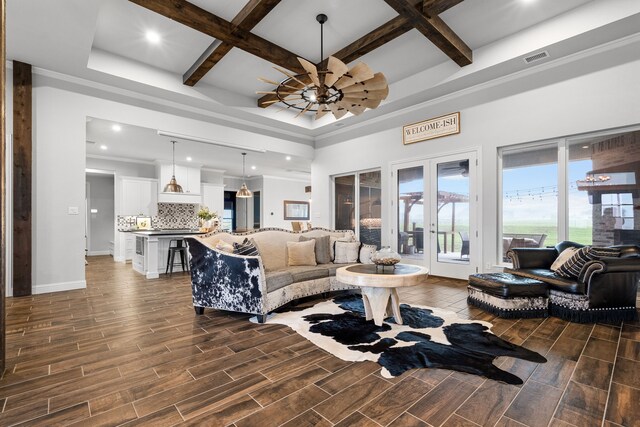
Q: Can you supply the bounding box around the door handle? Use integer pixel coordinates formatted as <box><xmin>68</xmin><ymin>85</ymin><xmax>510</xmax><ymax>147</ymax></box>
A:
<box><xmin>430</xmin><ymin>230</ymin><xmax>436</xmax><ymax>234</ymax></box>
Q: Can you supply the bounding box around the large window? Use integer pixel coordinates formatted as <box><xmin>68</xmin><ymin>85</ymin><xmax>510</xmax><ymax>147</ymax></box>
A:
<box><xmin>501</xmin><ymin>146</ymin><xmax>558</xmax><ymax>261</ymax></box>
<box><xmin>334</xmin><ymin>170</ymin><xmax>382</xmax><ymax>248</ymax></box>
<box><xmin>500</xmin><ymin>129</ymin><xmax>640</xmax><ymax>262</ymax></box>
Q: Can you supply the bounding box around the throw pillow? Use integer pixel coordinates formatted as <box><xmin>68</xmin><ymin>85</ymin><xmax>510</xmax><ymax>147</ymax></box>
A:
<box><xmin>215</xmin><ymin>240</ymin><xmax>235</xmax><ymax>253</ymax></box>
<box><xmin>233</xmin><ymin>238</ymin><xmax>260</xmax><ymax>256</ymax></box>
<box><xmin>334</xmin><ymin>241</ymin><xmax>361</xmax><ymax>264</ymax></box>
<box><xmin>555</xmin><ymin>246</ymin><xmax>622</xmax><ymax>278</ymax></box>
<box><xmin>299</xmin><ymin>235</ymin><xmax>331</xmax><ymax>264</ymax></box>
<box><xmin>287</xmin><ymin>240</ymin><xmax>317</xmax><ymax>266</ymax></box>
<box><xmin>330</xmin><ymin>236</ymin><xmax>354</xmax><ymax>261</ymax></box>
<box><xmin>550</xmin><ymin>247</ymin><xmax>579</xmax><ymax>271</ymax></box>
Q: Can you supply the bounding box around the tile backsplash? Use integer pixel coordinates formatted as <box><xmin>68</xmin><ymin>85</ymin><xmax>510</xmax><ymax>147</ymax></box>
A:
<box><xmin>117</xmin><ymin>203</ymin><xmax>199</xmax><ymax>231</ymax></box>
<box><xmin>155</xmin><ymin>203</ymin><xmax>199</xmax><ymax>229</ymax></box>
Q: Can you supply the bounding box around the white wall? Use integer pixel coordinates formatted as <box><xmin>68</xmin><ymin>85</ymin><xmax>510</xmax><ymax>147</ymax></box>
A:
<box><xmin>312</xmin><ymin>57</ymin><xmax>640</xmax><ymax>272</ymax></box>
<box><xmin>13</xmin><ymin>73</ymin><xmax>315</xmax><ymax>293</ymax></box>
<box><xmin>86</xmin><ymin>157</ymin><xmax>155</xmax><ymax>178</ymax></box>
<box><xmin>262</xmin><ymin>176</ymin><xmax>311</xmax><ymax>229</ymax></box>
<box><xmin>86</xmin><ymin>174</ymin><xmax>114</xmax><ymax>254</ymax></box>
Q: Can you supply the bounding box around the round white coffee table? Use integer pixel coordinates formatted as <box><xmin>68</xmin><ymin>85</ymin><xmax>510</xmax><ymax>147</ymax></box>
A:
<box><xmin>336</xmin><ymin>264</ymin><xmax>429</xmax><ymax>326</ymax></box>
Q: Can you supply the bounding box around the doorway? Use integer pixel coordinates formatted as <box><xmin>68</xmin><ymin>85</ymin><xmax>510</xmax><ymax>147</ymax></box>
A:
<box><xmin>85</xmin><ymin>171</ymin><xmax>115</xmax><ymax>259</ymax></box>
<box><xmin>392</xmin><ymin>151</ymin><xmax>479</xmax><ymax>279</ymax></box>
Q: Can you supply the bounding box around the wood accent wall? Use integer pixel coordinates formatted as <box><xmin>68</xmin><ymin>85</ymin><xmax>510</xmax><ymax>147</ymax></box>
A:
<box><xmin>12</xmin><ymin>61</ymin><xmax>32</xmax><ymax>297</ymax></box>
<box><xmin>1</xmin><ymin>0</ymin><xmax>6</xmax><ymax>372</ymax></box>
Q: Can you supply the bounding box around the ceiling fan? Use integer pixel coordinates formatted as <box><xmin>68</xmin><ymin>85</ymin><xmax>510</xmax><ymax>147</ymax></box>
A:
<box><xmin>258</xmin><ymin>14</ymin><xmax>389</xmax><ymax>120</ymax></box>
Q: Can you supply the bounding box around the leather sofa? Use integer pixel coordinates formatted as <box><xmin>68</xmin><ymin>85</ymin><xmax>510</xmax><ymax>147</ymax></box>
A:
<box><xmin>505</xmin><ymin>241</ymin><xmax>640</xmax><ymax>322</ymax></box>
<box><xmin>185</xmin><ymin>228</ymin><xmax>375</xmax><ymax>322</ymax></box>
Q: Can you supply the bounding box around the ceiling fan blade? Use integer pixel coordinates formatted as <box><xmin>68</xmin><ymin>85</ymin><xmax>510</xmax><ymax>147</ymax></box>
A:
<box><xmin>328</xmin><ymin>103</ymin><xmax>348</xmax><ymax>119</ymax></box>
<box><xmin>341</xmin><ymin>75</ymin><xmax>389</xmax><ymax>96</ymax></box>
<box><xmin>334</xmin><ymin>62</ymin><xmax>375</xmax><ymax>90</ymax></box>
<box><xmin>273</xmin><ymin>66</ymin><xmax>309</xmax><ymax>87</ymax></box>
<box><xmin>297</xmin><ymin>57</ymin><xmax>320</xmax><ymax>87</ymax></box>
<box><xmin>341</xmin><ymin>95</ymin><xmax>382</xmax><ymax>107</ymax></box>
<box><xmin>342</xmin><ymin>89</ymin><xmax>389</xmax><ymax>101</ymax></box>
<box><xmin>324</xmin><ymin>56</ymin><xmax>349</xmax><ymax>87</ymax></box>
<box><xmin>347</xmin><ymin>105</ymin><xmax>367</xmax><ymax>115</ymax></box>
<box><xmin>294</xmin><ymin>102</ymin><xmax>314</xmax><ymax>118</ymax></box>
<box><xmin>257</xmin><ymin>76</ymin><xmax>280</xmax><ymax>86</ymax></box>
<box><xmin>315</xmin><ymin>104</ymin><xmax>329</xmax><ymax>120</ymax></box>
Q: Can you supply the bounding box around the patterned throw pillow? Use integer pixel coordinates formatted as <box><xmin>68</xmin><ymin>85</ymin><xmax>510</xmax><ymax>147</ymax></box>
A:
<box><xmin>555</xmin><ymin>246</ymin><xmax>621</xmax><ymax>278</ymax></box>
<box><xmin>555</xmin><ymin>247</ymin><xmax>592</xmax><ymax>278</ymax></box>
<box><xmin>233</xmin><ymin>238</ymin><xmax>260</xmax><ymax>256</ymax></box>
<box><xmin>550</xmin><ymin>247</ymin><xmax>579</xmax><ymax>271</ymax></box>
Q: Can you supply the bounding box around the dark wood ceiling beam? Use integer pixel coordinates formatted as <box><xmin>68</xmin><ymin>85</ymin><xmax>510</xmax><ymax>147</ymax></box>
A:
<box><xmin>383</xmin><ymin>0</ymin><xmax>471</xmax><ymax>66</ymax></box>
<box><xmin>183</xmin><ymin>0</ymin><xmax>282</xmax><ymax>86</ymax></box>
<box><xmin>129</xmin><ymin>0</ymin><xmax>307</xmax><ymax>75</ymax></box>
<box><xmin>258</xmin><ymin>0</ymin><xmax>463</xmax><ymax>108</ymax></box>
<box><xmin>423</xmin><ymin>0</ymin><xmax>463</xmax><ymax>16</ymax></box>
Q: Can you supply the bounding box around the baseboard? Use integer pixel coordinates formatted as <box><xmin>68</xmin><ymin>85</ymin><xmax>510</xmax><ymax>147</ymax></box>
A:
<box><xmin>114</xmin><ymin>256</ymin><xmax>126</xmax><ymax>263</ymax></box>
<box><xmin>87</xmin><ymin>251</ymin><xmax>110</xmax><ymax>256</ymax></box>
<box><xmin>34</xmin><ymin>280</ymin><xmax>86</xmax><ymax>294</ymax></box>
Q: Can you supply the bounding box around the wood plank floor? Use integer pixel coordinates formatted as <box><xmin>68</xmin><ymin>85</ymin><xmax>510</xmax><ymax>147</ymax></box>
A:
<box><xmin>1</xmin><ymin>256</ymin><xmax>638</xmax><ymax>426</ymax></box>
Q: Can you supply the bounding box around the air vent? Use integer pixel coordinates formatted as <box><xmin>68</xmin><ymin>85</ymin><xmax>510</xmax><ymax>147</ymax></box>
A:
<box><xmin>523</xmin><ymin>51</ymin><xmax>549</xmax><ymax>64</ymax></box>
<box><xmin>86</xmin><ymin>140</ymin><xmax>96</xmax><ymax>144</ymax></box>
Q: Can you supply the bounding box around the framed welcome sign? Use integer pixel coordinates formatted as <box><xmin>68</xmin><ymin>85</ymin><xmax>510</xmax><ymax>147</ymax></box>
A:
<box><xmin>403</xmin><ymin>112</ymin><xmax>460</xmax><ymax>145</ymax></box>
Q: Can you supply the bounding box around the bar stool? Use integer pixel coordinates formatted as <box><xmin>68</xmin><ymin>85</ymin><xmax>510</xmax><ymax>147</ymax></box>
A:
<box><xmin>166</xmin><ymin>239</ymin><xmax>189</xmax><ymax>276</ymax></box>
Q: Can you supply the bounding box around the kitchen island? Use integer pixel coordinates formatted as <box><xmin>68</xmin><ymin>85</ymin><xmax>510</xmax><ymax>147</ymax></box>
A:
<box><xmin>131</xmin><ymin>229</ymin><xmax>207</xmax><ymax>279</ymax></box>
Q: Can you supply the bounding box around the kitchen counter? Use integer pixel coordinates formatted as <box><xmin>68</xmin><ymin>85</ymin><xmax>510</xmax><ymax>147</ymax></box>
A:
<box><xmin>131</xmin><ymin>230</ymin><xmax>207</xmax><ymax>279</ymax></box>
<box><xmin>131</xmin><ymin>229</ymin><xmax>204</xmax><ymax>236</ymax></box>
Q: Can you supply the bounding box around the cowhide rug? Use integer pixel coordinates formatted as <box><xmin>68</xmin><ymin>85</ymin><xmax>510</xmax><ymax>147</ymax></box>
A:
<box><xmin>253</xmin><ymin>295</ymin><xmax>546</xmax><ymax>385</ymax></box>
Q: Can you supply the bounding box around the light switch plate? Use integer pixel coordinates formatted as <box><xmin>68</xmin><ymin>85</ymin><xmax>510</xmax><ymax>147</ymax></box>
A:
<box><xmin>68</xmin><ymin>206</ymin><xmax>79</xmax><ymax>215</ymax></box>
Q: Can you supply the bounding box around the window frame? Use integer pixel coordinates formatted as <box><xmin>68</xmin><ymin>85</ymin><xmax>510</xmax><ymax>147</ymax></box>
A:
<box><xmin>497</xmin><ymin>125</ymin><xmax>640</xmax><ymax>265</ymax></box>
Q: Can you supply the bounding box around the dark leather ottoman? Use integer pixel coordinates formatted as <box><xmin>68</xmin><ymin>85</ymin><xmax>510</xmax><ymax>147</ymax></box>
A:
<box><xmin>468</xmin><ymin>273</ymin><xmax>549</xmax><ymax>318</ymax></box>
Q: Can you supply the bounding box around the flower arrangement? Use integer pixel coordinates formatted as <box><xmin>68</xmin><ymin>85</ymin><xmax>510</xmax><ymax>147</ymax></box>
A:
<box><xmin>197</xmin><ymin>206</ymin><xmax>218</xmax><ymax>221</ymax></box>
<box><xmin>197</xmin><ymin>207</ymin><xmax>219</xmax><ymax>232</ymax></box>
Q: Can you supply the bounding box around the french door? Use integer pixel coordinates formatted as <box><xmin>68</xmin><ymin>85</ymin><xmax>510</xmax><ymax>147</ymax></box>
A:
<box><xmin>392</xmin><ymin>151</ymin><xmax>479</xmax><ymax>279</ymax></box>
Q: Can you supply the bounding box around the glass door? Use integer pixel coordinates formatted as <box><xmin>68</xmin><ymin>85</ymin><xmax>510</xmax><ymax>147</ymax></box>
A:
<box><xmin>392</xmin><ymin>152</ymin><xmax>478</xmax><ymax>279</ymax></box>
<box><xmin>429</xmin><ymin>153</ymin><xmax>478</xmax><ymax>278</ymax></box>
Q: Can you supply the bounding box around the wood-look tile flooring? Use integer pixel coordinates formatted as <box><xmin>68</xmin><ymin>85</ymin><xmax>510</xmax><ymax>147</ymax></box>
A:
<box><xmin>1</xmin><ymin>256</ymin><xmax>639</xmax><ymax>426</ymax></box>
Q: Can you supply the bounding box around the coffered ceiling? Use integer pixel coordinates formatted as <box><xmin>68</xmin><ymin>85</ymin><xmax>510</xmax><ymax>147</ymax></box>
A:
<box><xmin>6</xmin><ymin>0</ymin><xmax>640</xmax><ymax>143</ymax></box>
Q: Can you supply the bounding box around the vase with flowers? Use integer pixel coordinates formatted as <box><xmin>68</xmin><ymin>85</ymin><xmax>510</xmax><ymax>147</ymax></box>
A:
<box><xmin>197</xmin><ymin>206</ymin><xmax>219</xmax><ymax>232</ymax></box>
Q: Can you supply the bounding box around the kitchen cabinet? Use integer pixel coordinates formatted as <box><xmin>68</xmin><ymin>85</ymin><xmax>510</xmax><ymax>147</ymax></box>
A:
<box><xmin>120</xmin><ymin>177</ymin><xmax>158</xmax><ymax>216</ymax></box>
<box><xmin>201</xmin><ymin>183</ymin><xmax>224</xmax><ymax>218</ymax></box>
<box><xmin>115</xmin><ymin>232</ymin><xmax>135</xmax><ymax>262</ymax></box>
<box><xmin>157</xmin><ymin>163</ymin><xmax>201</xmax><ymax>195</ymax></box>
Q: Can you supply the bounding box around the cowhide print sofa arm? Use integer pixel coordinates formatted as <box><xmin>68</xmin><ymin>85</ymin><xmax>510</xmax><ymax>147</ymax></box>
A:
<box><xmin>185</xmin><ymin>237</ymin><xmax>267</xmax><ymax>319</ymax></box>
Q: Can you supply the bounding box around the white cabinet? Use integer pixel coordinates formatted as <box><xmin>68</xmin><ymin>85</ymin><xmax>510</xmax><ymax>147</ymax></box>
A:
<box><xmin>201</xmin><ymin>183</ymin><xmax>225</xmax><ymax>217</ymax></box>
<box><xmin>115</xmin><ymin>232</ymin><xmax>135</xmax><ymax>262</ymax></box>
<box><xmin>158</xmin><ymin>163</ymin><xmax>201</xmax><ymax>194</ymax></box>
<box><xmin>120</xmin><ymin>177</ymin><xmax>158</xmax><ymax>216</ymax></box>
<box><xmin>157</xmin><ymin>163</ymin><xmax>202</xmax><ymax>203</ymax></box>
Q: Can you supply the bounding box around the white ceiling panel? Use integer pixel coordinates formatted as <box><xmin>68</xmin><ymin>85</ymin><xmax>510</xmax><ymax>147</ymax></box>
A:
<box><xmin>92</xmin><ymin>0</ymin><xmax>213</xmax><ymax>75</ymax></box>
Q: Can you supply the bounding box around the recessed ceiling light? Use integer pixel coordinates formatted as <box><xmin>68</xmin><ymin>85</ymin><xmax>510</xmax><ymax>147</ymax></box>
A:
<box><xmin>100</xmin><ymin>145</ymin><xmax>108</xmax><ymax>150</ymax></box>
<box><xmin>286</xmin><ymin>156</ymin><xmax>291</xmax><ymax>161</ymax></box>
<box><xmin>582</xmin><ymin>145</ymin><xmax>589</xmax><ymax>149</ymax></box>
<box><xmin>251</xmin><ymin>165</ymin><xmax>257</xmax><ymax>170</ymax></box>
<box><xmin>145</xmin><ymin>30</ymin><xmax>161</xmax><ymax>44</ymax></box>
<box><xmin>112</xmin><ymin>124</ymin><xmax>121</xmax><ymax>132</ymax></box>
<box><xmin>186</xmin><ymin>156</ymin><xmax>192</xmax><ymax>162</ymax></box>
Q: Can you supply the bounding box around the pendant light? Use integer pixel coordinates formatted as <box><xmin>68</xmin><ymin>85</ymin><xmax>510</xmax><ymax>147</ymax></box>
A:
<box><xmin>163</xmin><ymin>140</ymin><xmax>183</xmax><ymax>193</ymax></box>
<box><xmin>236</xmin><ymin>152</ymin><xmax>252</xmax><ymax>198</ymax></box>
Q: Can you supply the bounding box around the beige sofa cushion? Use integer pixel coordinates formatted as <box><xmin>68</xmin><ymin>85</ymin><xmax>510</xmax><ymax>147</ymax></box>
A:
<box><xmin>287</xmin><ymin>240</ymin><xmax>317</xmax><ymax>266</ymax></box>
<box><xmin>334</xmin><ymin>241</ymin><xmax>361</xmax><ymax>263</ymax></box>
